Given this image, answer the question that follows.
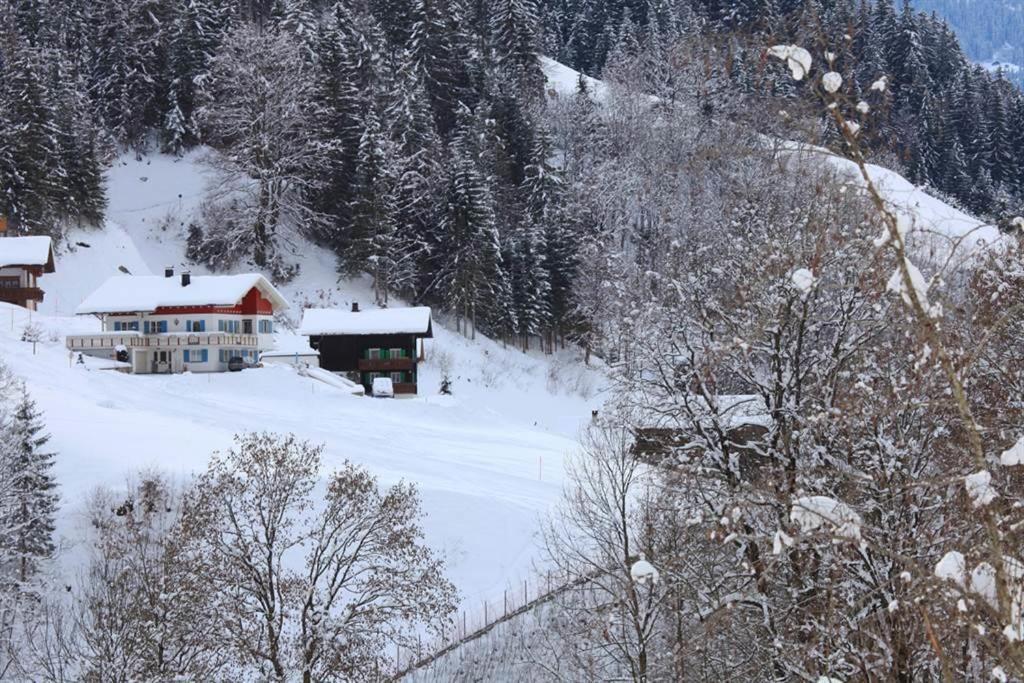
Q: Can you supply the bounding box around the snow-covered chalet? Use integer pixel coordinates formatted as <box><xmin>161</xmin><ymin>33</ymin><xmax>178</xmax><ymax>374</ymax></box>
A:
<box><xmin>300</xmin><ymin>304</ymin><xmax>432</xmax><ymax>395</ymax></box>
<box><xmin>0</xmin><ymin>220</ymin><xmax>55</xmax><ymax>311</ymax></box>
<box><xmin>66</xmin><ymin>268</ymin><xmax>288</xmax><ymax>374</ymax></box>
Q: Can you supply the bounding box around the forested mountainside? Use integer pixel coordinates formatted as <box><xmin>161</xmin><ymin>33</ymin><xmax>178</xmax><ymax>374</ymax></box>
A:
<box><xmin>2</xmin><ymin>1</ymin><xmax>1024</xmax><ymax>681</ymax></box>
<box><xmin>1</xmin><ymin>0</ymin><xmax>1023</xmax><ymax>349</ymax></box>
<box><xmin>912</xmin><ymin>0</ymin><xmax>1024</xmax><ymax>85</ymax></box>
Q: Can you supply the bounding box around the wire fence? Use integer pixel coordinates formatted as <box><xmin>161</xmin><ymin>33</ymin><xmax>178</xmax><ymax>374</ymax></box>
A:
<box><xmin>391</xmin><ymin>568</ymin><xmax>608</xmax><ymax>679</ymax></box>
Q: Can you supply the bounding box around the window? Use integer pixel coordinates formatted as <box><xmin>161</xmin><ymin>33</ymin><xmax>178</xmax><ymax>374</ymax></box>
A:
<box><xmin>115</xmin><ymin>320</ymin><xmax>139</xmax><ymax>331</ymax></box>
<box><xmin>184</xmin><ymin>349</ymin><xmax>208</xmax><ymax>363</ymax></box>
<box><xmin>243</xmin><ymin>319</ymin><xmax>253</xmax><ymax>334</ymax></box>
<box><xmin>390</xmin><ymin>348</ymin><xmax>404</xmax><ymax>359</ymax></box>
<box><xmin>390</xmin><ymin>371</ymin><xmax>404</xmax><ymax>384</ymax></box>
<box><xmin>368</xmin><ymin>348</ymin><xmax>381</xmax><ymax>360</ymax></box>
<box><xmin>187</xmin><ymin>320</ymin><xmax>207</xmax><ymax>332</ymax></box>
<box><xmin>258</xmin><ymin>320</ymin><xmax>274</xmax><ymax>334</ymax></box>
<box><xmin>0</xmin><ymin>277</ymin><xmax>18</xmax><ymax>289</ymax></box>
<box><xmin>145</xmin><ymin>320</ymin><xmax>168</xmax><ymax>334</ymax></box>
<box><xmin>218</xmin><ymin>319</ymin><xmax>240</xmax><ymax>334</ymax></box>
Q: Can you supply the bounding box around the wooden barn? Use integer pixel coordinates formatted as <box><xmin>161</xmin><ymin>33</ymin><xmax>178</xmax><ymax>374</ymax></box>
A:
<box><xmin>299</xmin><ymin>304</ymin><xmax>433</xmax><ymax>395</ymax></box>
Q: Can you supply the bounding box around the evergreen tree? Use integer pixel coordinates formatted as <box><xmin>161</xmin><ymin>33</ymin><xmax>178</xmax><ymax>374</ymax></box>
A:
<box><xmin>387</xmin><ymin>55</ymin><xmax>444</xmax><ymax>299</ymax></box>
<box><xmin>51</xmin><ymin>61</ymin><xmax>107</xmax><ymax>226</ymax></box>
<box><xmin>408</xmin><ymin>0</ymin><xmax>474</xmax><ymax>136</ymax></box>
<box><xmin>273</xmin><ymin>0</ymin><xmax>320</xmax><ymax>60</ymax></box>
<box><xmin>310</xmin><ymin>2</ymin><xmax>369</xmax><ymax>249</ymax></box>
<box><xmin>491</xmin><ymin>0</ymin><xmax>544</xmax><ymax>94</ymax></box>
<box><xmin>983</xmin><ymin>79</ymin><xmax>1015</xmax><ymax>189</ymax></box>
<box><xmin>3</xmin><ymin>42</ymin><xmax>62</xmax><ymax>233</ymax></box>
<box><xmin>164</xmin><ymin>0</ymin><xmax>229</xmax><ymax>152</ymax></box>
<box><xmin>0</xmin><ymin>388</ymin><xmax>58</xmax><ymax>587</ymax></box>
<box><xmin>940</xmin><ymin>137</ymin><xmax>971</xmax><ymax>200</ymax></box>
<box><xmin>434</xmin><ymin>115</ymin><xmax>510</xmax><ymax>337</ymax></box>
<box><xmin>346</xmin><ymin>104</ymin><xmax>416</xmax><ymax>305</ymax></box>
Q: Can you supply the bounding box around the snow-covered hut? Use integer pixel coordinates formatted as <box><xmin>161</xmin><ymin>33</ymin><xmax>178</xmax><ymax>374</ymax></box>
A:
<box><xmin>299</xmin><ymin>304</ymin><xmax>432</xmax><ymax>395</ymax></box>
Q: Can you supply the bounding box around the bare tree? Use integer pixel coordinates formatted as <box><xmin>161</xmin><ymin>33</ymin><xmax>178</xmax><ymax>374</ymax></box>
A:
<box><xmin>181</xmin><ymin>432</ymin><xmax>457</xmax><ymax>680</ymax></box>
<box><xmin>540</xmin><ymin>423</ymin><xmax>671</xmax><ymax>681</ymax></box>
<box><xmin>197</xmin><ymin>25</ymin><xmax>326</xmax><ymax>269</ymax></box>
<box><xmin>16</xmin><ymin>475</ymin><xmax>226</xmax><ymax>682</ymax></box>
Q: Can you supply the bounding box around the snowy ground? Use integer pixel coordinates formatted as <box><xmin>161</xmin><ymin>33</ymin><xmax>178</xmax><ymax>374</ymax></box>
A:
<box><xmin>10</xmin><ymin>149</ymin><xmax>606</xmax><ymax>609</ymax></box>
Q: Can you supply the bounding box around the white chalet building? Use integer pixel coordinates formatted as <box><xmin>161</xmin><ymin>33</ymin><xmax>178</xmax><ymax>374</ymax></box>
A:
<box><xmin>66</xmin><ymin>269</ymin><xmax>288</xmax><ymax>374</ymax></box>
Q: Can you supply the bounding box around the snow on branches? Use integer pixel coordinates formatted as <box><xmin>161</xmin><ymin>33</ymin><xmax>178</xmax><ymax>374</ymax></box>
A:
<box><xmin>768</xmin><ymin>45</ymin><xmax>813</xmax><ymax>81</ymax></box>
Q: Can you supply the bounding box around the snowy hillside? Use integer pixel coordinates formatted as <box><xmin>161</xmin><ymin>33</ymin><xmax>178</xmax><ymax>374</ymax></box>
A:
<box><xmin>7</xmin><ymin>149</ymin><xmax>605</xmax><ymax>611</ymax></box>
<box><xmin>541</xmin><ymin>58</ymin><xmax>1000</xmax><ymax>262</ymax></box>
<box><xmin>775</xmin><ymin>140</ymin><xmax>1003</xmax><ymax>258</ymax></box>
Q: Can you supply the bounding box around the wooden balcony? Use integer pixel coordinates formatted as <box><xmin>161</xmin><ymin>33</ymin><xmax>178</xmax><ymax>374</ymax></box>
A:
<box><xmin>358</xmin><ymin>357</ymin><xmax>415</xmax><ymax>371</ymax></box>
<box><xmin>0</xmin><ymin>287</ymin><xmax>44</xmax><ymax>303</ymax></box>
<box><xmin>67</xmin><ymin>333</ymin><xmax>260</xmax><ymax>350</ymax></box>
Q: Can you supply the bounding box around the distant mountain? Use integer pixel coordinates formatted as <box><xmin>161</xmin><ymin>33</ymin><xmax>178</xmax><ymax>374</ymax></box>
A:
<box><xmin>913</xmin><ymin>0</ymin><xmax>1024</xmax><ymax>86</ymax></box>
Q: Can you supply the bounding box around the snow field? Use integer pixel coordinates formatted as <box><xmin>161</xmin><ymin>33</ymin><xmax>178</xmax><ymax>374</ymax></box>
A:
<box><xmin>6</xmin><ymin>148</ymin><xmax>607</xmax><ymax>611</ymax></box>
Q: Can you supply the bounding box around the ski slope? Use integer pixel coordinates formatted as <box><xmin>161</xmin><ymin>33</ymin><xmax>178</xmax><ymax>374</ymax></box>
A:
<box><xmin>7</xmin><ymin>149</ymin><xmax>605</xmax><ymax>608</ymax></box>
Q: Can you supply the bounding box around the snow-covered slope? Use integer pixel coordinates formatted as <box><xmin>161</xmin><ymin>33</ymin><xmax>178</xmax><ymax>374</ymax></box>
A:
<box><xmin>12</xmin><ymin>149</ymin><xmax>605</xmax><ymax>609</ymax></box>
<box><xmin>775</xmin><ymin>140</ymin><xmax>1002</xmax><ymax>257</ymax></box>
<box><xmin>541</xmin><ymin>56</ymin><xmax>610</xmax><ymax>100</ymax></box>
<box><xmin>540</xmin><ymin>58</ymin><xmax>997</xmax><ymax>260</ymax></box>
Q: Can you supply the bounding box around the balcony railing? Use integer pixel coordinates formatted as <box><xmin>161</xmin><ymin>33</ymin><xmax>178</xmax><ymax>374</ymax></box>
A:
<box><xmin>0</xmin><ymin>287</ymin><xmax>44</xmax><ymax>303</ymax></box>
<box><xmin>358</xmin><ymin>357</ymin><xmax>415</xmax><ymax>372</ymax></box>
<box><xmin>67</xmin><ymin>333</ymin><xmax>260</xmax><ymax>350</ymax></box>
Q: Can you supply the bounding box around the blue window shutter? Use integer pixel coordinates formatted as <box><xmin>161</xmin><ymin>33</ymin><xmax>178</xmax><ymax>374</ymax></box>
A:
<box><xmin>161</xmin><ymin>321</ymin><xmax>168</xmax><ymax>333</ymax></box>
<box><xmin>199</xmin><ymin>320</ymin><xmax>206</xmax><ymax>332</ymax></box>
<box><xmin>186</xmin><ymin>320</ymin><xmax>192</xmax><ymax>332</ymax></box>
<box><xmin>202</xmin><ymin>349</ymin><xmax>208</xmax><ymax>362</ymax></box>
<box><xmin>184</xmin><ymin>350</ymin><xmax>190</xmax><ymax>363</ymax></box>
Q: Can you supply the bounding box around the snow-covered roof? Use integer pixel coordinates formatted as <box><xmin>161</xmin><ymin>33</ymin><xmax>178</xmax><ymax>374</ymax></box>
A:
<box><xmin>299</xmin><ymin>306</ymin><xmax>433</xmax><ymax>337</ymax></box>
<box><xmin>260</xmin><ymin>349</ymin><xmax>320</xmax><ymax>358</ymax></box>
<box><xmin>75</xmin><ymin>273</ymin><xmax>289</xmax><ymax>315</ymax></box>
<box><xmin>0</xmin><ymin>236</ymin><xmax>55</xmax><ymax>271</ymax></box>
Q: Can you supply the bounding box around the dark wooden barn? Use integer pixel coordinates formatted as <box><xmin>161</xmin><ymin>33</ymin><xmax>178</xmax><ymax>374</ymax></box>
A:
<box><xmin>300</xmin><ymin>304</ymin><xmax>433</xmax><ymax>395</ymax></box>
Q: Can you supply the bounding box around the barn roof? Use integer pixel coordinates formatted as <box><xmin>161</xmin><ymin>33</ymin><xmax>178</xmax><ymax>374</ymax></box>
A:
<box><xmin>299</xmin><ymin>306</ymin><xmax>433</xmax><ymax>337</ymax></box>
<box><xmin>76</xmin><ymin>273</ymin><xmax>289</xmax><ymax>315</ymax></box>
<box><xmin>0</xmin><ymin>236</ymin><xmax>55</xmax><ymax>272</ymax></box>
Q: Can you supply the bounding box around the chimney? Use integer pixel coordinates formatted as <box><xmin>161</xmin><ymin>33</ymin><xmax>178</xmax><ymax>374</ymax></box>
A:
<box><xmin>181</xmin><ymin>272</ymin><xmax>191</xmax><ymax>287</ymax></box>
<box><xmin>164</xmin><ymin>266</ymin><xmax>174</xmax><ymax>278</ymax></box>
<box><xmin>351</xmin><ymin>302</ymin><xmax>359</xmax><ymax>313</ymax></box>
